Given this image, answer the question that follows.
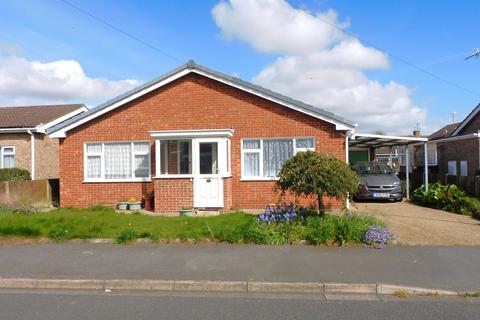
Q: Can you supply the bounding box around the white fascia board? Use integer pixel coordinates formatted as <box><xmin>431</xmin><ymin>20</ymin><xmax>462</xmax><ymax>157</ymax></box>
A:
<box><xmin>429</xmin><ymin>133</ymin><xmax>478</xmax><ymax>143</ymax></box>
<box><xmin>150</xmin><ymin>129</ymin><xmax>234</xmax><ymax>139</ymax></box>
<box><xmin>0</xmin><ymin>128</ymin><xmax>36</xmax><ymax>133</ymax></box>
<box><xmin>352</xmin><ymin>133</ymin><xmax>428</xmax><ymax>142</ymax></box>
<box><xmin>36</xmin><ymin>107</ymin><xmax>88</xmax><ymax>133</ymax></box>
<box><xmin>49</xmin><ymin>69</ymin><xmax>192</xmax><ymax>138</ymax></box>
<box><xmin>191</xmin><ymin>69</ymin><xmax>355</xmax><ymax>131</ymax></box>
<box><xmin>451</xmin><ymin>104</ymin><xmax>480</xmax><ymax>136</ymax></box>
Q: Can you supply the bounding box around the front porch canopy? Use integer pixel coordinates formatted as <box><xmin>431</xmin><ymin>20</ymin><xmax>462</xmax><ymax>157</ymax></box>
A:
<box><xmin>348</xmin><ymin>133</ymin><xmax>428</xmax><ymax>200</ymax></box>
<box><xmin>349</xmin><ymin>133</ymin><xmax>427</xmax><ymax>148</ymax></box>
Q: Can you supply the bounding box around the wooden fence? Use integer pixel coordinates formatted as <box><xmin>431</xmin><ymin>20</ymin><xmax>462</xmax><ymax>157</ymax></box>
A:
<box><xmin>0</xmin><ymin>179</ymin><xmax>58</xmax><ymax>207</ymax></box>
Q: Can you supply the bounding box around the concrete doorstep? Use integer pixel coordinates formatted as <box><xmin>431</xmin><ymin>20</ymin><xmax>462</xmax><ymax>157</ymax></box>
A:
<box><xmin>0</xmin><ymin>277</ymin><xmax>463</xmax><ymax>297</ymax></box>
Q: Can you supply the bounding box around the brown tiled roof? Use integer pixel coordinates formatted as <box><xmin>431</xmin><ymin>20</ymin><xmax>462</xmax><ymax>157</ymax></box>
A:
<box><xmin>0</xmin><ymin>104</ymin><xmax>85</xmax><ymax>129</ymax></box>
<box><xmin>429</xmin><ymin>122</ymin><xmax>461</xmax><ymax>140</ymax></box>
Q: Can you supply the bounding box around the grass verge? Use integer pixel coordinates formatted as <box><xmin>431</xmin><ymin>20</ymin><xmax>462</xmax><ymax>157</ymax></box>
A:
<box><xmin>0</xmin><ymin>206</ymin><xmax>386</xmax><ymax>245</ymax></box>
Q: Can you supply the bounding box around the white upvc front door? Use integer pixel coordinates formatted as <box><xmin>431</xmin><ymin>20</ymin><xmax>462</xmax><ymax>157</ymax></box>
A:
<box><xmin>193</xmin><ymin>139</ymin><xmax>224</xmax><ymax>208</ymax></box>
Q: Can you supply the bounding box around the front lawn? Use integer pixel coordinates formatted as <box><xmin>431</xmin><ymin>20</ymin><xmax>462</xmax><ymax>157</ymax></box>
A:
<box><xmin>0</xmin><ymin>206</ymin><xmax>390</xmax><ymax>245</ymax></box>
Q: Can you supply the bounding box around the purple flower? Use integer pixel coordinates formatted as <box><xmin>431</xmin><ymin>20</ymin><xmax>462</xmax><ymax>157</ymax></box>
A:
<box><xmin>257</xmin><ymin>203</ymin><xmax>302</xmax><ymax>225</ymax></box>
<box><xmin>364</xmin><ymin>225</ymin><xmax>395</xmax><ymax>249</ymax></box>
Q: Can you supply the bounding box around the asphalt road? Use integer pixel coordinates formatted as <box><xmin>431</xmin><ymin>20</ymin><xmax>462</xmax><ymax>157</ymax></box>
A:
<box><xmin>0</xmin><ymin>243</ymin><xmax>479</xmax><ymax>291</ymax></box>
<box><xmin>0</xmin><ymin>290</ymin><xmax>478</xmax><ymax>320</ymax></box>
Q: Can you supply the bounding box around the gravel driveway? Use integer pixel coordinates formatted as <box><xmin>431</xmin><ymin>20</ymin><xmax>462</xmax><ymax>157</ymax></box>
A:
<box><xmin>353</xmin><ymin>201</ymin><xmax>480</xmax><ymax>245</ymax></box>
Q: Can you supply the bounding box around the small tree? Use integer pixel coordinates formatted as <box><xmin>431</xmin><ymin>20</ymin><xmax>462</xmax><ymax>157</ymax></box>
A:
<box><xmin>277</xmin><ymin>151</ymin><xmax>359</xmax><ymax>214</ymax></box>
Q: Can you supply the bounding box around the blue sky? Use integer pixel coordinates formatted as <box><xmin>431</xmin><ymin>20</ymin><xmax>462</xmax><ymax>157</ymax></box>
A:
<box><xmin>0</xmin><ymin>0</ymin><xmax>479</xmax><ymax>134</ymax></box>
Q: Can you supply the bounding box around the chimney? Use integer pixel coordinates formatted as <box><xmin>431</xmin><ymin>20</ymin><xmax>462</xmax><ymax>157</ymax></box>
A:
<box><xmin>413</xmin><ymin>130</ymin><xmax>421</xmax><ymax>137</ymax></box>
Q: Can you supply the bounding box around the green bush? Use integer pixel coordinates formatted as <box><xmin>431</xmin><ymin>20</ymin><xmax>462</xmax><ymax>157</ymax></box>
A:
<box><xmin>246</xmin><ymin>212</ymin><xmax>385</xmax><ymax>246</ymax></box>
<box><xmin>48</xmin><ymin>227</ymin><xmax>70</xmax><ymax>241</ymax></box>
<box><xmin>0</xmin><ymin>168</ymin><xmax>31</xmax><ymax>182</ymax></box>
<box><xmin>277</xmin><ymin>151</ymin><xmax>360</xmax><ymax>214</ymax></box>
<box><xmin>412</xmin><ymin>183</ymin><xmax>480</xmax><ymax>216</ymax></box>
<box><xmin>116</xmin><ymin>228</ymin><xmax>140</xmax><ymax>244</ymax></box>
<box><xmin>0</xmin><ymin>225</ymin><xmax>40</xmax><ymax>237</ymax></box>
<box><xmin>246</xmin><ymin>220</ymin><xmax>305</xmax><ymax>245</ymax></box>
<box><xmin>305</xmin><ymin>216</ymin><xmax>335</xmax><ymax>245</ymax></box>
<box><xmin>304</xmin><ymin>214</ymin><xmax>382</xmax><ymax>246</ymax></box>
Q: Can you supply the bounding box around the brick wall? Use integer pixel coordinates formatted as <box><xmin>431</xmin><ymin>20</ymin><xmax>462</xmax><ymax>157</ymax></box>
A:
<box><xmin>223</xmin><ymin>177</ymin><xmax>232</xmax><ymax>211</ymax></box>
<box><xmin>59</xmin><ymin>73</ymin><xmax>346</xmax><ymax>212</ymax></box>
<box><xmin>458</xmin><ymin>112</ymin><xmax>480</xmax><ymax>135</ymax></box>
<box><xmin>154</xmin><ymin>178</ymin><xmax>193</xmax><ymax>212</ymax></box>
<box><xmin>35</xmin><ymin>134</ymin><xmax>61</xmax><ymax>179</ymax></box>
<box><xmin>437</xmin><ymin>137</ymin><xmax>479</xmax><ymax>176</ymax></box>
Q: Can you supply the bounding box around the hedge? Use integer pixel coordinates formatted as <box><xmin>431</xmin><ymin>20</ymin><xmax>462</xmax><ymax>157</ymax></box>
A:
<box><xmin>0</xmin><ymin>168</ymin><xmax>31</xmax><ymax>182</ymax></box>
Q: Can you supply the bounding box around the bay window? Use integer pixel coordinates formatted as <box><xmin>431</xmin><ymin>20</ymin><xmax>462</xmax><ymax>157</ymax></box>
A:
<box><xmin>159</xmin><ymin>140</ymin><xmax>192</xmax><ymax>175</ymax></box>
<box><xmin>84</xmin><ymin>141</ymin><xmax>150</xmax><ymax>181</ymax></box>
<box><xmin>241</xmin><ymin>137</ymin><xmax>315</xmax><ymax>179</ymax></box>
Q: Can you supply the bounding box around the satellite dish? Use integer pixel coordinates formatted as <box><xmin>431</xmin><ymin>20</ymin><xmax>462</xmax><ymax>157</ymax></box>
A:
<box><xmin>465</xmin><ymin>48</ymin><xmax>480</xmax><ymax>60</ymax></box>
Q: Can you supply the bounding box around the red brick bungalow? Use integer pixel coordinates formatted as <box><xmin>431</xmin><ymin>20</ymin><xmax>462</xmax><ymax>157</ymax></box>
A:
<box><xmin>48</xmin><ymin>61</ymin><xmax>356</xmax><ymax>214</ymax></box>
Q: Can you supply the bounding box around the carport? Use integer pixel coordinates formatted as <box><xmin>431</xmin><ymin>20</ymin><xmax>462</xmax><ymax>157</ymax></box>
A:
<box><xmin>347</xmin><ymin>133</ymin><xmax>428</xmax><ymax>200</ymax></box>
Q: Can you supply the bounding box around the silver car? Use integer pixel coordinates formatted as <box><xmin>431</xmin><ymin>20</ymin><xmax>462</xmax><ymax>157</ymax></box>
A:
<box><xmin>352</xmin><ymin>162</ymin><xmax>403</xmax><ymax>202</ymax></box>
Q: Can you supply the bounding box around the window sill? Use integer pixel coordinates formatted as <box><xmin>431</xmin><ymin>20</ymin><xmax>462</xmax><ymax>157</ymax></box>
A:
<box><xmin>83</xmin><ymin>178</ymin><xmax>152</xmax><ymax>183</ymax></box>
<box><xmin>240</xmin><ymin>177</ymin><xmax>279</xmax><ymax>181</ymax></box>
<box><xmin>155</xmin><ymin>174</ymin><xmax>233</xmax><ymax>179</ymax></box>
<box><xmin>154</xmin><ymin>175</ymin><xmax>194</xmax><ymax>179</ymax></box>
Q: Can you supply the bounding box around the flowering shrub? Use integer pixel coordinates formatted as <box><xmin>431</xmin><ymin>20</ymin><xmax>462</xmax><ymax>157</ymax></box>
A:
<box><xmin>364</xmin><ymin>225</ymin><xmax>395</xmax><ymax>249</ymax></box>
<box><xmin>257</xmin><ymin>204</ymin><xmax>306</xmax><ymax>224</ymax></box>
<box><xmin>251</xmin><ymin>204</ymin><xmax>390</xmax><ymax>247</ymax></box>
<box><xmin>412</xmin><ymin>183</ymin><xmax>480</xmax><ymax>216</ymax></box>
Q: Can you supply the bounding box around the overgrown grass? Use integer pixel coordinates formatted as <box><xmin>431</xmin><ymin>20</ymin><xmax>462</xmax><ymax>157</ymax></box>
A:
<box><xmin>0</xmin><ymin>206</ymin><xmax>386</xmax><ymax>246</ymax></box>
<box><xmin>0</xmin><ymin>206</ymin><xmax>255</xmax><ymax>243</ymax></box>
<box><xmin>247</xmin><ymin>213</ymin><xmax>386</xmax><ymax>246</ymax></box>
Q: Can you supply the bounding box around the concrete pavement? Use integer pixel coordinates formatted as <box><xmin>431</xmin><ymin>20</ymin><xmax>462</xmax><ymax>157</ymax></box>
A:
<box><xmin>0</xmin><ymin>243</ymin><xmax>479</xmax><ymax>291</ymax></box>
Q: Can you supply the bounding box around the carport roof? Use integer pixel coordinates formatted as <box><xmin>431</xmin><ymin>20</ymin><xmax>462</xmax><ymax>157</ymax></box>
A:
<box><xmin>349</xmin><ymin>133</ymin><xmax>427</xmax><ymax>148</ymax></box>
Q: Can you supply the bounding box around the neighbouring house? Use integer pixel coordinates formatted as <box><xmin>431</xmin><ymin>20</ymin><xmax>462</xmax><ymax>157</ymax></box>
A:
<box><xmin>429</xmin><ymin>104</ymin><xmax>480</xmax><ymax>178</ymax></box>
<box><xmin>47</xmin><ymin>60</ymin><xmax>356</xmax><ymax>213</ymax></box>
<box><xmin>0</xmin><ymin>104</ymin><xmax>87</xmax><ymax>180</ymax></box>
<box><xmin>399</xmin><ymin>103</ymin><xmax>480</xmax><ymax>193</ymax></box>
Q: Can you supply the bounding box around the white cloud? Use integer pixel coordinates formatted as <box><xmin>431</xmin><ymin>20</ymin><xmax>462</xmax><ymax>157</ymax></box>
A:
<box><xmin>212</xmin><ymin>0</ymin><xmax>427</xmax><ymax>133</ymax></box>
<box><xmin>0</xmin><ymin>55</ymin><xmax>139</xmax><ymax>106</ymax></box>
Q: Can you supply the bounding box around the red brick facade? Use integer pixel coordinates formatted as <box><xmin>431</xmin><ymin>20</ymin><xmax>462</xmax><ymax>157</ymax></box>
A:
<box><xmin>437</xmin><ymin>137</ymin><xmax>479</xmax><ymax>177</ymax></box>
<box><xmin>58</xmin><ymin>73</ymin><xmax>346</xmax><ymax>213</ymax></box>
<box><xmin>153</xmin><ymin>178</ymin><xmax>193</xmax><ymax>212</ymax></box>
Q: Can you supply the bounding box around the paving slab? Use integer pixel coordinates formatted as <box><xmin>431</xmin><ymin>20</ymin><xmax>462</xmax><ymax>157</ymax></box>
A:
<box><xmin>0</xmin><ymin>243</ymin><xmax>479</xmax><ymax>291</ymax></box>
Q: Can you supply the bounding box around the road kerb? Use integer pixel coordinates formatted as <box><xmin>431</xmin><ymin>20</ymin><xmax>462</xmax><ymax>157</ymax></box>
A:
<box><xmin>325</xmin><ymin>282</ymin><xmax>377</xmax><ymax>294</ymax></box>
<box><xmin>376</xmin><ymin>283</ymin><xmax>458</xmax><ymax>296</ymax></box>
<box><xmin>248</xmin><ymin>281</ymin><xmax>324</xmax><ymax>294</ymax></box>
<box><xmin>0</xmin><ymin>278</ymin><xmax>464</xmax><ymax>297</ymax></box>
<box><xmin>0</xmin><ymin>278</ymin><xmax>37</xmax><ymax>289</ymax></box>
<box><xmin>174</xmin><ymin>280</ymin><xmax>247</xmax><ymax>292</ymax></box>
<box><xmin>36</xmin><ymin>279</ymin><xmax>105</xmax><ymax>290</ymax></box>
<box><xmin>105</xmin><ymin>279</ymin><xmax>174</xmax><ymax>291</ymax></box>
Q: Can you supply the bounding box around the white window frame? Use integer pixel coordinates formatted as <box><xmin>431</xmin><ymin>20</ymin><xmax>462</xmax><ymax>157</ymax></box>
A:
<box><xmin>447</xmin><ymin>160</ymin><xmax>457</xmax><ymax>176</ymax></box>
<box><xmin>155</xmin><ymin>138</ymin><xmax>231</xmax><ymax>179</ymax></box>
<box><xmin>460</xmin><ymin>160</ymin><xmax>468</xmax><ymax>177</ymax></box>
<box><xmin>0</xmin><ymin>146</ymin><xmax>16</xmax><ymax>169</ymax></box>
<box><xmin>83</xmin><ymin>141</ymin><xmax>151</xmax><ymax>182</ymax></box>
<box><xmin>240</xmin><ymin>137</ymin><xmax>315</xmax><ymax>181</ymax></box>
<box><xmin>157</xmin><ymin>139</ymin><xmax>194</xmax><ymax>178</ymax></box>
